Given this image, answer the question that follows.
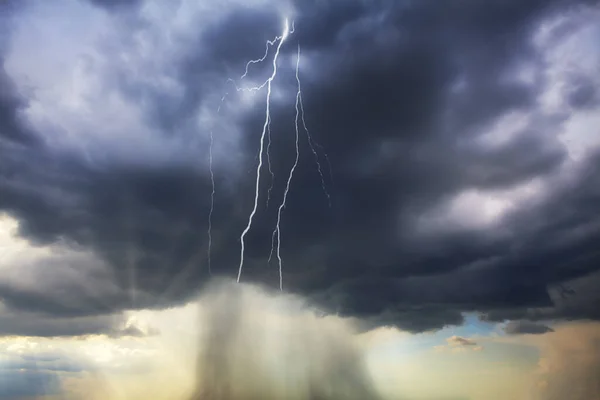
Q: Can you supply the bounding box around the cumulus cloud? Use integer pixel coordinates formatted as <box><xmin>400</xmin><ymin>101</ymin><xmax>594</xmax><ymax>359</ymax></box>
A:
<box><xmin>447</xmin><ymin>336</ymin><xmax>478</xmax><ymax>347</ymax></box>
<box><xmin>433</xmin><ymin>335</ymin><xmax>484</xmax><ymax>353</ymax></box>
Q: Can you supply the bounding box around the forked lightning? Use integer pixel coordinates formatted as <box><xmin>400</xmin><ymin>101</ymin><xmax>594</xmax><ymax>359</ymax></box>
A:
<box><xmin>206</xmin><ymin>18</ymin><xmax>331</xmax><ymax>289</ymax></box>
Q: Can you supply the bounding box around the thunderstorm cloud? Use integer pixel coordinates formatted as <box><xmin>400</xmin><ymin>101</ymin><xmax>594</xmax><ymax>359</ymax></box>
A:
<box><xmin>1</xmin><ymin>0</ymin><xmax>600</xmax><ymax>340</ymax></box>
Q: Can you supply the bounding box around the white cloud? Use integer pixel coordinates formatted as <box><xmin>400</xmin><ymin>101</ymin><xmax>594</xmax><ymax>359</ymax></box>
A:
<box><xmin>433</xmin><ymin>335</ymin><xmax>484</xmax><ymax>353</ymax></box>
<box><xmin>417</xmin><ymin>178</ymin><xmax>544</xmax><ymax>235</ymax></box>
<box><xmin>476</xmin><ymin>111</ymin><xmax>532</xmax><ymax>149</ymax></box>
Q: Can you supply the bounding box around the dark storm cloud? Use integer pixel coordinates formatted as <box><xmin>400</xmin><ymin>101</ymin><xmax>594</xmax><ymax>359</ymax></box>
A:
<box><xmin>1</xmin><ymin>0</ymin><xmax>600</xmax><ymax>335</ymax></box>
<box><xmin>567</xmin><ymin>75</ymin><xmax>599</xmax><ymax>109</ymax></box>
<box><xmin>362</xmin><ymin>306</ymin><xmax>466</xmax><ymax>334</ymax></box>
<box><xmin>503</xmin><ymin>320</ymin><xmax>554</xmax><ymax>335</ymax></box>
<box><xmin>1</xmin><ymin>2</ymin><xmax>43</xmax><ymax>165</ymax></box>
<box><xmin>0</xmin><ymin>311</ymin><xmax>151</xmax><ymax>338</ymax></box>
<box><xmin>0</xmin><ymin>61</ymin><xmax>40</xmax><ymax>147</ymax></box>
<box><xmin>86</xmin><ymin>0</ymin><xmax>142</xmax><ymax>10</ymax></box>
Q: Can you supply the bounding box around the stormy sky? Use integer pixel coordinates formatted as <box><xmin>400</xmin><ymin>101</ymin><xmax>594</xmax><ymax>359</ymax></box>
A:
<box><xmin>2</xmin><ymin>0</ymin><xmax>600</xmax><ymax>338</ymax></box>
<box><xmin>2</xmin><ymin>0</ymin><xmax>600</xmax><ymax>398</ymax></box>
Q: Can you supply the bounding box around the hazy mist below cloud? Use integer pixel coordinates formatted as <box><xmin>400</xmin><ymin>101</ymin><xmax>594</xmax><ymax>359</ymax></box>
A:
<box><xmin>189</xmin><ymin>280</ymin><xmax>381</xmax><ymax>400</ymax></box>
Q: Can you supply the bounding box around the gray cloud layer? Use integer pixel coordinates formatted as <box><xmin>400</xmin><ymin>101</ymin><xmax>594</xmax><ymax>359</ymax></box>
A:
<box><xmin>503</xmin><ymin>320</ymin><xmax>554</xmax><ymax>335</ymax></box>
<box><xmin>1</xmin><ymin>0</ymin><xmax>600</xmax><ymax>334</ymax></box>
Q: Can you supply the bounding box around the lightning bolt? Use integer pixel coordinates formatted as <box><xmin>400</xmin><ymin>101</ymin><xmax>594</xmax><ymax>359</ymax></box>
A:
<box><xmin>289</xmin><ymin>19</ymin><xmax>332</xmax><ymax>206</ymax></box>
<box><xmin>269</xmin><ymin>44</ymin><xmax>302</xmax><ymax>291</ymax></box>
<box><xmin>319</xmin><ymin>143</ymin><xmax>334</xmax><ymax>187</ymax></box>
<box><xmin>207</xmin><ymin>93</ymin><xmax>229</xmax><ymax>276</ymax></box>
<box><xmin>298</xmin><ymin>77</ymin><xmax>332</xmax><ymax>208</ymax></box>
<box><xmin>266</xmin><ymin>115</ymin><xmax>275</xmax><ymax>208</ymax></box>
<box><xmin>212</xmin><ymin>19</ymin><xmax>328</xmax><ymax>288</ymax></box>
<box><xmin>241</xmin><ymin>38</ymin><xmax>278</xmax><ymax>80</ymax></box>
<box><xmin>237</xmin><ymin>19</ymin><xmax>291</xmax><ymax>283</ymax></box>
<box><xmin>227</xmin><ymin>24</ymin><xmax>291</xmax><ymax>209</ymax></box>
<box><xmin>267</xmin><ymin>43</ymin><xmax>332</xmax><ymax>285</ymax></box>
